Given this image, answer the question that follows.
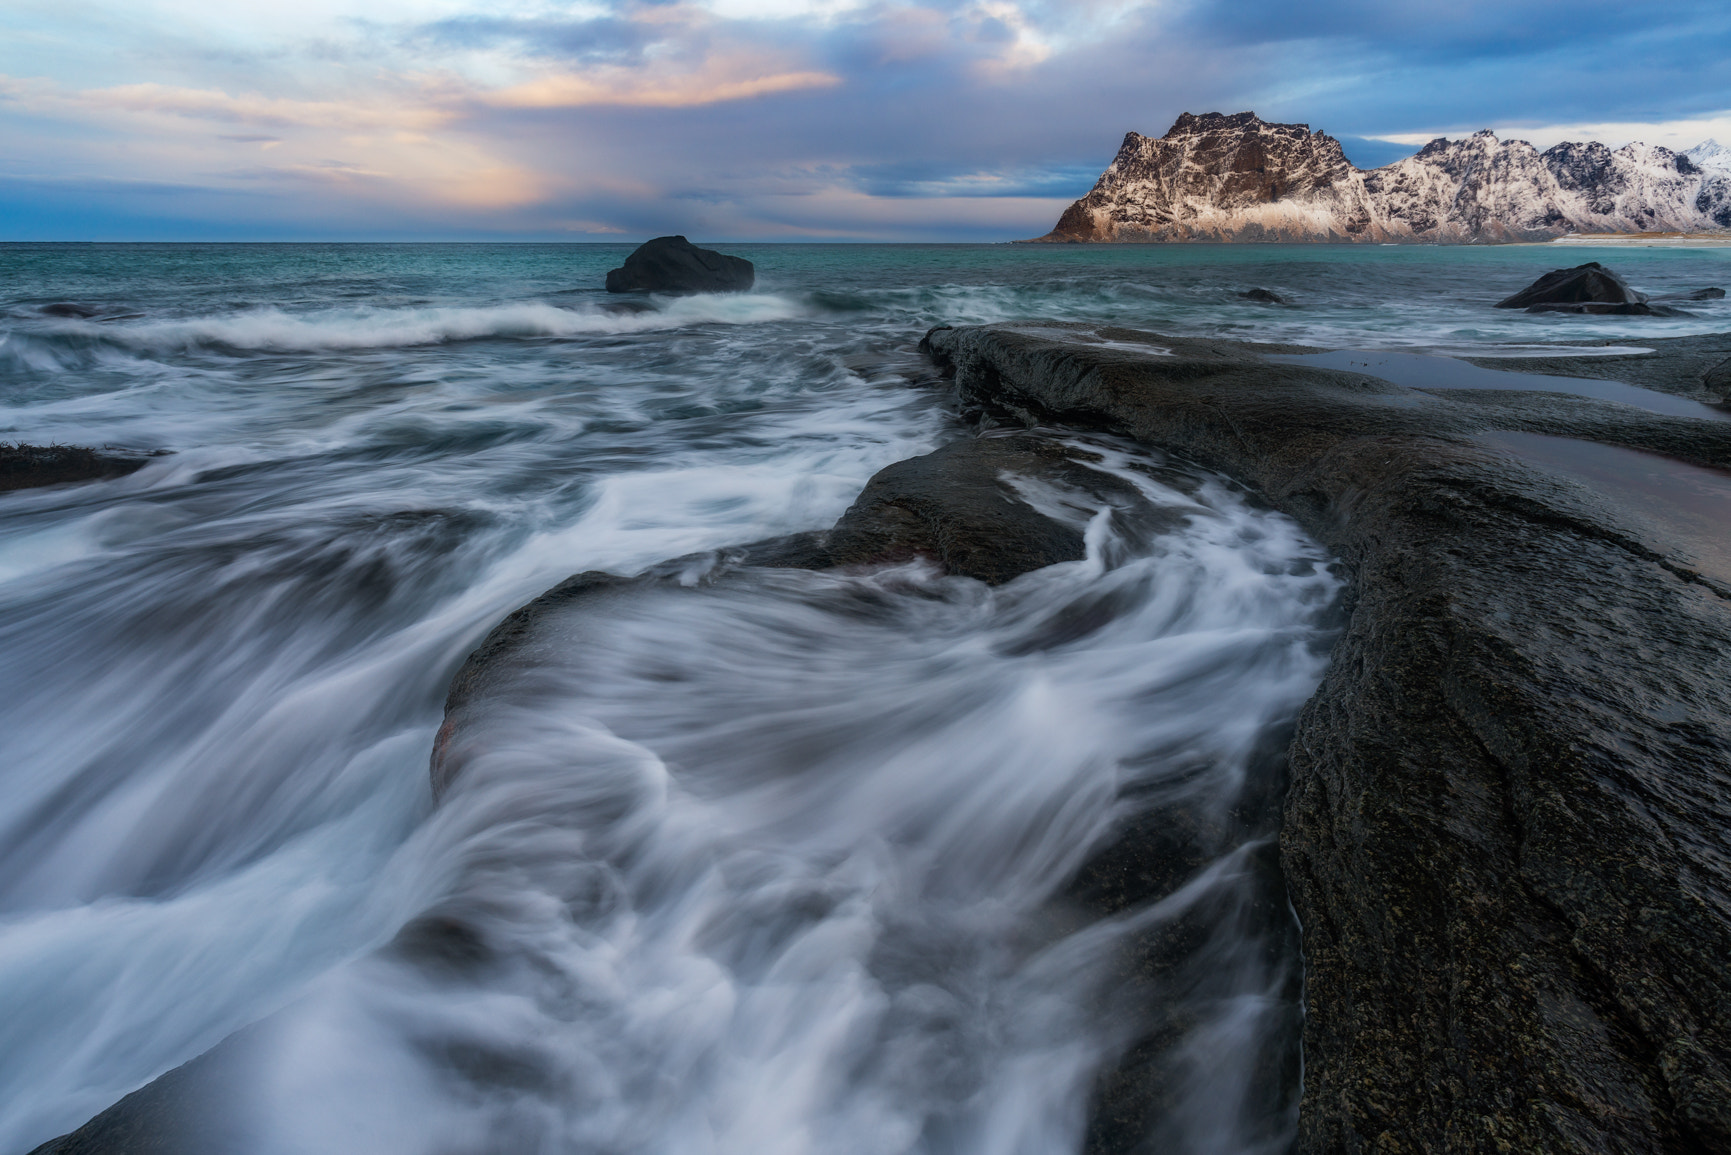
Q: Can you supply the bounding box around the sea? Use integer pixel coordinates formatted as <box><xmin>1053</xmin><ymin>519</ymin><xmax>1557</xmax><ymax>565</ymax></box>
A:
<box><xmin>1</xmin><ymin>241</ymin><xmax>1727</xmax><ymax>1155</ymax></box>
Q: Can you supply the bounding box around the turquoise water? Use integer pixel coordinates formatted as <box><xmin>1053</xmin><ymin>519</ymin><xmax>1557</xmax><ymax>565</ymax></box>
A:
<box><xmin>0</xmin><ymin>242</ymin><xmax>1724</xmax><ymax>1155</ymax></box>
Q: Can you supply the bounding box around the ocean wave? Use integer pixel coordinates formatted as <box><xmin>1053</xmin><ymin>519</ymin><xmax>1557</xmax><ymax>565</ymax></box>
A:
<box><xmin>41</xmin><ymin>296</ymin><xmax>812</xmax><ymax>353</ymax></box>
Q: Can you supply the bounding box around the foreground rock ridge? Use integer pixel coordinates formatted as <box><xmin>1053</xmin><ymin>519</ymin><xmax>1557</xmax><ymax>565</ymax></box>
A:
<box><xmin>923</xmin><ymin>323</ymin><xmax>1731</xmax><ymax>1152</ymax></box>
<box><xmin>1039</xmin><ymin>110</ymin><xmax>1731</xmax><ymax>243</ymax></box>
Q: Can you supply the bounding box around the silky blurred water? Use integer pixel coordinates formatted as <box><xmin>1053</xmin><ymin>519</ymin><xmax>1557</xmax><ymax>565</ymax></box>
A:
<box><xmin>0</xmin><ymin>240</ymin><xmax>1724</xmax><ymax>1153</ymax></box>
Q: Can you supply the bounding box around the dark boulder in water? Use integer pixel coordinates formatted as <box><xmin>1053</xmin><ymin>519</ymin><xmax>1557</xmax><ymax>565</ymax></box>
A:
<box><xmin>603</xmin><ymin>235</ymin><xmax>754</xmax><ymax>294</ymax></box>
<box><xmin>1240</xmin><ymin>288</ymin><xmax>1286</xmax><ymax>304</ymax></box>
<box><xmin>1495</xmin><ymin>261</ymin><xmax>1679</xmax><ymax>314</ymax></box>
<box><xmin>0</xmin><ymin>444</ymin><xmax>154</xmax><ymax>492</ymax></box>
<box><xmin>821</xmin><ymin>433</ymin><xmax>1176</xmax><ymax>585</ymax></box>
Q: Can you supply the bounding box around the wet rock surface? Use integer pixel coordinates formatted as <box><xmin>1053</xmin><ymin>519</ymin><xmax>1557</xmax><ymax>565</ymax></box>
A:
<box><xmin>1461</xmin><ymin>332</ymin><xmax>1731</xmax><ymax>405</ymax></box>
<box><xmin>24</xmin><ymin>1033</ymin><xmax>257</xmax><ymax>1155</ymax></box>
<box><xmin>924</xmin><ymin>321</ymin><xmax>1731</xmax><ymax>1154</ymax></box>
<box><xmin>603</xmin><ymin>235</ymin><xmax>755</xmax><ymax>294</ymax></box>
<box><xmin>0</xmin><ymin>445</ymin><xmax>153</xmax><ymax>493</ymax></box>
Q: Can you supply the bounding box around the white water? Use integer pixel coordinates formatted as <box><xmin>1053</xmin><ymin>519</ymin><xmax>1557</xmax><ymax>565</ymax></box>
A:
<box><xmin>193</xmin><ymin>441</ymin><xmax>1336</xmax><ymax>1155</ymax></box>
<box><xmin>0</xmin><ymin>244</ymin><xmax>1361</xmax><ymax>1153</ymax></box>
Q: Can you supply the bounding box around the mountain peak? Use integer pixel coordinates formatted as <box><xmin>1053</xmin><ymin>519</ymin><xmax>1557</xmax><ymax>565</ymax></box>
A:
<box><xmin>1686</xmin><ymin>139</ymin><xmax>1731</xmax><ymax>171</ymax></box>
<box><xmin>1162</xmin><ymin>111</ymin><xmax>1312</xmax><ymax>140</ymax></box>
<box><xmin>1036</xmin><ymin>116</ymin><xmax>1731</xmax><ymax>243</ymax></box>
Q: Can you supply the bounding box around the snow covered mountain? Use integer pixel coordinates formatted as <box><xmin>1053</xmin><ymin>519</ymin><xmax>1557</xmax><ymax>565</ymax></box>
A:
<box><xmin>1038</xmin><ymin>112</ymin><xmax>1731</xmax><ymax>243</ymax></box>
<box><xmin>1685</xmin><ymin>140</ymin><xmax>1731</xmax><ymax>171</ymax></box>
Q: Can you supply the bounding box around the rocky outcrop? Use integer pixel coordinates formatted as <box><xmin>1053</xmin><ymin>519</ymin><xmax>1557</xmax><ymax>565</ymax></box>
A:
<box><xmin>1493</xmin><ymin>261</ymin><xmax>1684</xmax><ymax>316</ymax></box>
<box><xmin>0</xmin><ymin>445</ymin><xmax>153</xmax><ymax>492</ymax></box>
<box><xmin>603</xmin><ymin>235</ymin><xmax>754</xmax><ymax>294</ymax></box>
<box><xmin>1496</xmin><ymin>262</ymin><xmax>1645</xmax><ymax>309</ymax></box>
<box><xmin>1037</xmin><ymin>111</ymin><xmax>1731</xmax><ymax>243</ymax></box>
<box><xmin>923</xmin><ymin>322</ymin><xmax>1731</xmax><ymax>1152</ymax></box>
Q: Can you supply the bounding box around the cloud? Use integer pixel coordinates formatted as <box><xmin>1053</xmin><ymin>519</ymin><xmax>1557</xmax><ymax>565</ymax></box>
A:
<box><xmin>1378</xmin><ymin>112</ymin><xmax>1731</xmax><ymax>154</ymax></box>
<box><xmin>2</xmin><ymin>0</ymin><xmax>1730</xmax><ymax>238</ymax></box>
<box><xmin>487</xmin><ymin>59</ymin><xmax>839</xmax><ymax>108</ymax></box>
<box><xmin>75</xmin><ymin>82</ymin><xmax>453</xmax><ymax>131</ymax></box>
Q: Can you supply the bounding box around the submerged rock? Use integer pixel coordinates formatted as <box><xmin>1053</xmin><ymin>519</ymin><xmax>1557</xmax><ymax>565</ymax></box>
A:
<box><xmin>36</xmin><ymin>303</ymin><xmax>144</xmax><ymax>321</ymax></box>
<box><xmin>1240</xmin><ymin>288</ymin><xmax>1286</xmax><ymax>304</ymax></box>
<box><xmin>1656</xmin><ymin>286</ymin><xmax>1726</xmax><ymax>302</ymax></box>
<box><xmin>0</xmin><ymin>444</ymin><xmax>154</xmax><ymax>492</ymax></box>
<box><xmin>603</xmin><ymin>235</ymin><xmax>754</xmax><ymax>294</ymax></box>
<box><xmin>924</xmin><ymin>321</ymin><xmax>1731</xmax><ymax>1153</ymax></box>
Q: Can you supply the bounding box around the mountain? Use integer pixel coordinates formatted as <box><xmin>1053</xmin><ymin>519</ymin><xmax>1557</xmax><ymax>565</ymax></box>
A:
<box><xmin>1037</xmin><ymin>111</ymin><xmax>1731</xmax><ymax>243</ymax></box>
<box><xmin>1685</xmin><ymin>139</ymin><xmax>1731</xmax><ymax>171</ymax></box>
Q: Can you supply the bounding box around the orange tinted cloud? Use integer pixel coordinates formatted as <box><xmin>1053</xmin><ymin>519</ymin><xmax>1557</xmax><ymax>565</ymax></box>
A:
<box><xmin>489</xmin><ymin>63</ymin><xmax>840</xmax><ymax>109</ymax></box>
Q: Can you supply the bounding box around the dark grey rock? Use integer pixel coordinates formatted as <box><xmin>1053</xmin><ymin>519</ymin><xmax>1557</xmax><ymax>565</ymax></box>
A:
<box><xmin>1241</xmin><ymin>288</ymin><xmax>1286</xmax><ymax>304</ymax></box>
<box><xmin>1495</xmin><ymin>261</ymin><xmax>1646</xmax><ymax>309</ymax></box>
<box><xmin>24</xmin><ymin>1030</ymin><xmax>262</xmax><ymax>1155</ymax></box>
<box><xmin>0</xmin><ymin>445</ymin><xmax>155</xmax><ymax>492</ymax></box>
<box><xmin>603</xmin><ymin>235</ymin><xmax>754</xmax><ymax>294</ymax></box>
<box><xmin>1705</xmin><ymin>356</ymin><xmax>1731</xmax><ymax>404</ymax></box>
<box><xmin>923</xmin><ymin>321</ymin><xmax>1731</xmax><ymax>1154</ymax></box>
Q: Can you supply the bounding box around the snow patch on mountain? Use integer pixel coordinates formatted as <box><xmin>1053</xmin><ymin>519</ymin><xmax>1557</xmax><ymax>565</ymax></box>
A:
<box><xmin>1039</xmin><ymin>112</ymin><xmax>1731</xmax><ymax>243</ymax></box>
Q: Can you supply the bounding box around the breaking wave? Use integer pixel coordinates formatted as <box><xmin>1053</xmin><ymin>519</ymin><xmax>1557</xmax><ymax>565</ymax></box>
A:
<box><xmin>38</xmin><ymin>295</ymin><xmax>813</xmax><ymax>353</ymax></box>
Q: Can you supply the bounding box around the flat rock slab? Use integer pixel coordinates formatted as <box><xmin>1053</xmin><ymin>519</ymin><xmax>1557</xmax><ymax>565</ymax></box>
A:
<box><xmin>1461</xmin><ymin>334</ymin><xmax>1731</xmax><ymax>407</ymax></box>
<box><xmin>923</xmin><ymin>321</ymin><xmax>1731</xmax><ymax>1154</ymax></box>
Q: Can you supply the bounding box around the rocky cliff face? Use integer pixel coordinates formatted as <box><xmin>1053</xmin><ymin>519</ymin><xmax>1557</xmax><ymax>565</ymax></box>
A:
<box><xmin>1041</xmin><ymin>111</ymin><xmax>1731</xmax><ymax>243</ymax></box>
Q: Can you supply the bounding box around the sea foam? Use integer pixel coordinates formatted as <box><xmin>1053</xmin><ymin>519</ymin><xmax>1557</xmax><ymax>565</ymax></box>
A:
<box><xmin>56</xmin><ymin>296</ymin><xmax>811</xmax><ymax>353</ymax></box>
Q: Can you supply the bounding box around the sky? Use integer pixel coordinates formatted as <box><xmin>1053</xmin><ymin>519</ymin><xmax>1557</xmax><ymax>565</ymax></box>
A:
<box><xmin>2</xmin><ymin>0</ymin><xmax>1729</xmax><ymax>241</ymax></box>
